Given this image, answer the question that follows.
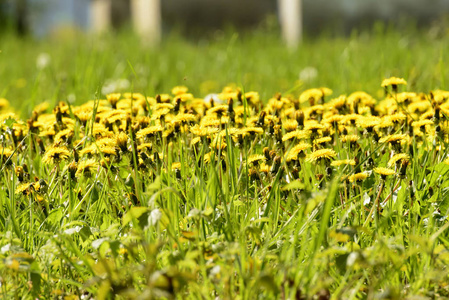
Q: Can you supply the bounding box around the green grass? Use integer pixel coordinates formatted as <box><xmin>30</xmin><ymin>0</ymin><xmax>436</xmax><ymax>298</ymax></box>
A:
<box><xmin>1</xmin><ymin>24</ymin><xmax>449</xmax><ymax>114</ymax></box>
<box><xmin>1</xmin><ymin>26</ymin><xmax>449</xmax><ymax>299</ymax></box>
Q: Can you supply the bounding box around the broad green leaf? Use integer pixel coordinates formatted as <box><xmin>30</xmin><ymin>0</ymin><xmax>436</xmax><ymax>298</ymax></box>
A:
<box><xmin>122</xmin><ymin>206</ymin><xmax>149</xmax><ymax>226</ymax></box>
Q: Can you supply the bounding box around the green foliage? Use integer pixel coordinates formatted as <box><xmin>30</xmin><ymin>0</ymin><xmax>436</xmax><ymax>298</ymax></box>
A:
<box><xmin>2</xmin><ymin>27</ymin><xmax>449</xmax><ymax>299</ymax></box>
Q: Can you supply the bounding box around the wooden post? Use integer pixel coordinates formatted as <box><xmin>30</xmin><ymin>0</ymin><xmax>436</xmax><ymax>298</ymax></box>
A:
<box><xmin>90</xmin><ymin>0</ymin><xmax>111</xmax><ymax>33</ymax></box>
<box><xmin>278</xmin><ymin>0</ymin><xmax>302</xmax><ymax>47</ymax></box>
<box><xmin>130</xmin><ymin>0</ymin><xmax>161</xmax><ymax>45</ymax></box>
<box><xmin>16</xmin><ymin>0</ymin><xmax>28</xmax><ymax>35</ymax></box>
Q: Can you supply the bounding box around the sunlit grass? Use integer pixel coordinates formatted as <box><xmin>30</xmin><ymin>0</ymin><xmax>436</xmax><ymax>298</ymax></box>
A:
<box><xmin>1</xmin><ymin>27</ymin><xmax>449</xmax><ymax>298</ymax></box>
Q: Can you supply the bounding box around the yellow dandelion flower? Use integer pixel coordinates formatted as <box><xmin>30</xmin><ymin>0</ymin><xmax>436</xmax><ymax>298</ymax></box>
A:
<box><xmin>203</xmin><ymin>152</ymin><xmax>213</xmax><ymax>164</ymax></box>
<box><xmin>347</xmin><ymin>91</ymin><xmax>373</xmax><ymax>103</ymax></box>
<box><xmin>99</xmin><ymin>109</ymin><xmax>128</xmax><ymax>124</ymax></box>
<box><xmin>306</xmin><ymin>105</ymin><xmax>324</xmax><ymax>116</ymax></box>
<box><xmin>200</xmin><ymin>115</ymin><xmax>221</xmax><ymax>127</ymax></box>
<box><xmin>314</xmin><ymin>136</ymin><xmax>332</xmax><ymax>145</ymax></box>
<box><xmin>190</xmin><ymin>124</ymin><xmax>219</xmax><ymax>136</ymax></box>
<box><xmin>282</xmin><ymin>129</ymin><xmax>311</xmax><ymax>142</ymax></box>
<box><xmin>331</xmin><ymin>159</ymin><xmax>356</xmax><ymax>167</ymax></box>
<box><xmin>348</xmin><ymin>172</ymin><xmax>369</xmax><ymax>183</ymax></box>
<box><xmin>381</xmin><ymin>77</ymin><xmax>407</xmax><ymax>87</ymax></box>
<box><xmin>239</xmin><ymin>127</ymin><xmax>264</xmax><ymax>135</ymax></box>
<box><xmin>172</xmin><ymin>162</ymin><xmax>182</xmax><ymax>170</ymax></box>
<box><xmin>373</xmin><ymin>167</ymin><xmax>395</xmax><ymax>177</ymax></box>
<box><xmin>322</xmin><ymin>115</ymin><xmax>344</xmax><ymax>125</ymax></box>
<box><xmin>375</xmin><ymin>118</ymin><xmax>394</xmax><ymax>130</ymax></box>
<box><xmin>0</xmin><ymin>148</ymin><xmax>14</xmax><ymax>163</ymax></box>
<box><xmin>245</xmin><ymin>91</ymin><xmax>260</xmax><ymax>105</ymax></box>
<box><xmin>33</xmin><ymin>101</ymin><xmax>49</xmax><ymax>115</ymax></box>
<box><xmin>42</xmin><ymin>146</ymin><xmax>70</xmax><ymax>165</ymax></box>
<box><xmin>285</xmin><ymin>142</ymin><xmax>311</xmax><ymax>161</ymax></box>
<box><xmin>210</xmin><ymin>139</ymin><xmax>227</xmax><ymax>150</ymax></box>
<box><xmin>340</xmin><ymin>135</ymin><xmax>359</xmax><ymax>143</ymax></box>
<box><xmin>191</xmin><ymin>137</ymin><xmax>201</xmax><ymax>146</ymax></box>
<box><xmin>247</xmin><ymin>154</ymin><xmax>266</xmax><ymax>165</ymax></box>
<box><xmin>341</xmin><ymin>114</ymin><xmax>361</xmax><ymax>125</ymax></box>
<box><xmin>259</xmin><ymin>163</ymin><xmax>270</xmax><ymax>175</ymax></box>
<box><xmin>15</xmin><ymin>183</ymin><xmax>31</xmax><ymax>195</ymax></box>
<box><xmin>137</xmin><ymin>143</ymin><xmax>153</xmax><ymax>151</ymax></box>
<box><xmin>357</xmin><ymin>116</ymin><xmax>381</xmax><ymax>129</ymax></box>
<box><xmin>304</xmin><ymin>123</ymin><xmax>325</xmax><ymax>132</ymax></box>
<box><xmin>327</xmin><ymin>96</ymin><xmax>346</xmax><ymax>110</ymax></box>
<box><xmin>216</xmin><ymin>128</ymin><xmax>240</xmax><ymax>138</ymax></box>
<box><xmin>54</xmin><ymin>129</ymin><xmax>74</xmax><ymax>144</ymax></box>
<box><xmin>411</xmin><ymin>119</ymin><xmax>433</xmax><ymax>128</ymax></box>
<box><xmin>106</xmin><ymin>93</ymin><xmax>121</xmax><ymax>105</ymax></box>
<box><xmin>92</xmin><ymin>123</ymin><xmax>110</xmax><ymax>137</ymax></box>
<box><xmin>306</xmin><ymin>149</ymin><xmax>337</xmax><ymax>163</ymax></box>
<box><xmin>174</xmin><ymin>113</ymin><xmax>196</xmax><ymax>123</ymax></box>
<box><xmin>174</xmin><ymin>93</ymin><xmax>194</xmax><ymax>102</ymax></box>
<box><xmin>300</xmin><ymin>89</ymin><xmax>323</xmax><ymax>104</ymax></box>
<box><xmin>0</xmin><ymin>98</ymin><xmax>10</xmax><ymax>110</ymax></box>
<box><xmin>396</xmin><ymin>92</ymin><xmax>416</xmax><ymax>103</ymax></box>
<box><xmin>136</xmin><ymin>125</ymin><xmax>164</xmax><ymax>139</ymax></box>
<box><xmin>75</xmin><ymin>110</ymin><xmax>92</xmax><ymax>124</ymax></box>
<box><xmin>388</xmin><ymin>153</ymin><xmax>410</xmax><ymax>167</ymax></box>
<box><xmin>300</xmin><ymin>88</ymin><xmax>332</xmax><ymax>104</ymax></box>
<box><xmin>151</xmin><ymin>108</ymin><xmax>171</xmax><ymax>120</ymax></box>
<box><xmin>283</xmin><ymin>119</ymin><xmax>298</xmax><ymax>132</ymax></box>
<box><xmin>385</xmin><ymin>113</ymin><xmax>406</xmax><ymax>123</ymax></box>
<box><xmin>116</xmin><ymin>131</ymin><xmax>128</xmax><ymax>152</ymax></box>
<box><xmin>39</xmin><ymin>128</ymin><xmax>56</xmax><ymax>138</ymax></box>
<box><xmin>207</xmin><ymin>105</ymin><xmax>228</xmax><ymax>116</ymax></box>
<box><xmin>172</xmin><ymin>86</ymin><xmax>189</xmax><ymax>96</ymax></box>
<box><xmin>153</xmin><ymin>103</ymin><xmax>174</xmax><ymax>111</ymax></box>
<box><xmin>76</xmin><ymin>159</ymin><xmax>99</xmax><ymax>177</ymax></box>
<box><xmin>123</xmin><ymin>92</ymin><xmax>145</xmax><ymax>101</ymax></box>
<box><xmin>379</xmin><ymin>134</ymin><xmax>409</xmax><ymax>144</ymax></box>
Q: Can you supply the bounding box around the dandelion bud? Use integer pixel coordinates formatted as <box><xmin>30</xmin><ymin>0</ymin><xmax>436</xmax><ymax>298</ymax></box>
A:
<box><xmin>15</xmin><ymin>166</ymin><xmax>24</xmax><ymax>182</ymax></box>
<box><xmin>434</xmin><ymin>105</ymin><xmax>440</xmax><ymax>123</ymax></box>
<box><xmin>269</xmin><ymin>150</ymin><xmax>277</xmax><ymax>160</ymax></box>
<box><xmin>274</xmin><ymin>93</ymin><xmax>281</xmax><ymax>101</ymax></box>
<box><xmin>399</xmin><ymin>160</ymin><xmax>409</xmax><ymax>178</ymax></box>
<box><xmin>68</xmin><ymin>161</ymin><xmax>77</xmax><ymax>179</ymax></box>
<box><xmin>106</xmin><ymin>93</ymin><xmax>121</xmax><ymax>109</ymax></box>
<box><xmin>54</xmin><ymin>106</ymin><xmax>63</xmax><ymax>125</ymax></box>
<box><xmin>227</xmin><ymin>98</ymin><xmax>234</xmax><ymax>112</ymax></box>
<box><xmin>37</xmin><ymin>138</ymin><xmax>46</xmax><ymax>154</ymax></box>
<box><xmin>268</xmin><ymin>120</ymin><xmax>275</xmax><ymax>136</ymax></box>
<box><xmin>256</xmin><ymin>111</ymin><xmax>266</xmax><ymax>127</ymax></box>
<box><xmin>174</xmin><ymin>98</ymin><xmax>181</xmax><ymax>113</ymax></box>
<box><xmin>38</xmin><ymin>179</ymin><xmax>48</xmax><ymax>194</ymax></box>
<box><xmin>409</xmin><ymin>180</ymin><xmax>415</xmax><ymax>199</ymax></box>
<box><xmin>295</xmin><ymin>110</ymin><xmax>304</xmax><ymax>127</ymax></box>
<box><xmin>326</xmin><ymin>167</ymin><xmax>333</xmax><ymax>177</ymax></box>
<box><xmin>116</xmin><ymin>131</ymin><xmax>128</xmax><ymax>153</ymax></box>
<box><xmin>248</xmin><ymin>168</ymin><xmax>259</xmax><ymax>181</ymax></box>
<box><xmin>292</xmin><ymin>167</ymin><xmax>300</xmax><ymax>179</ymax></box>
<box><xmin>228</xmin><ymin>98</ymin><xmax>235</xmax><ymax>124</ymax></box>
<box><xmin>263</xmin><ymin>147</ymin><xmax>271</xmax><ymax>161</ymax></box>
<box><xmin>270</xmin><ymin>155</ymin><xmax>282</xmax><ymax>176</ymax></box>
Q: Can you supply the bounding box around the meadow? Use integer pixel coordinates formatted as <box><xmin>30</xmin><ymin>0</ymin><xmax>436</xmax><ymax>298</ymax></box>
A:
<box><xmin>1</xmin><ymin>25</ymin><xmax>449</xmax><ymax>299</ymax></box>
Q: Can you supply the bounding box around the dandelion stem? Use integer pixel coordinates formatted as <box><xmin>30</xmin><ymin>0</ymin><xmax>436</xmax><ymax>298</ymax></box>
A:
<box><xmin>363</xmin><ymin>181</ymin><xmax>384</xmax><ymax>227</ymax></box>
<box><xmin>381</xmin><ymin>179</ymin><xmax>401</xmax><ymax>205</ymax></box>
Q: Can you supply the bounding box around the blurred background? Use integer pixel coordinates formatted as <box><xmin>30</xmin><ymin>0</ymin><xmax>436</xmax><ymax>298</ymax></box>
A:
<box><xmin>3</xmin><ymin>0</ymin><xmax>449</xmax><ymax>37</ymax></box>
<box><xmin>1</xmin><ymin>0</ymin><xmax>449</xmax><ymax>114</ymax></box>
